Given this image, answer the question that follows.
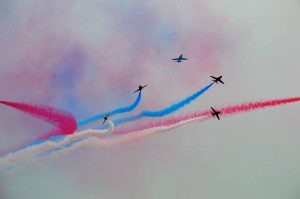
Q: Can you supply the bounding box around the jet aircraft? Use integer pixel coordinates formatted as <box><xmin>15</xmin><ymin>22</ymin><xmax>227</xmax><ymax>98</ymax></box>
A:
<box><xmin>134</xmin><ymin>85</ymin><xmax>147</xmax><ymax>93</ymax></box>
<box><xmin>102</xmin><ymin>112</ymin><xmax>110</xmax><ymax>126</ymax></box>
<box><xmin>172</xmin><ymin>54</ymin><xmax>188</xmax><ymax>63</ymax></box>
<box><xmin>210</xmin><ymin>107</ymin><xmax>221</xmax><ymax>120</ymax></box>
<box><xmin>211</xmin><ymin>76</ymin><xmax>224</xmax><ymax>84</ymax></box>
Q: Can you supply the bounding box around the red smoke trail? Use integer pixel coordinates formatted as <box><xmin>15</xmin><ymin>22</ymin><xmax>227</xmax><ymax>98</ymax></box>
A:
<box><xmin>0</xmin><ymin>101</ymin><xmax>77</xmax><ymax>139</ymax></box>
<box><xmin>114</xmin><ymin>97</ymin><xmax>300</xmax><ymax>134</ymax></box>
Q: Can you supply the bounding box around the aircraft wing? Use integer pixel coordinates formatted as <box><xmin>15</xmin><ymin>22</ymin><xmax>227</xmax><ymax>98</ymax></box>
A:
<box><xmin>133</xmin><ymin>89</ymin><xmax>139</xmax><ymax>93</ymax></box>
<box><xmin>172</xmin><ymin>58</ymin><xmax>179</xmax><ymax>61</ymax></box>
<box><xmin>216</xmin><ymin>114</ymin><xmax>220</xmax><ymax>120</ymax></box>
<box><xmin>211</xmin><ymin>107</ymin><xmax>216</xmax><ymax>112</ymax></box>
<box><xmin>181</xmin><ymin>58</ymin><xmax>188</xmax><ymax>60</ymax></box>
<box><xmin>210</xmin><ymin>76</ymin><xmax>217</xmax><ymax>79</ymax></box>
<box><xmin>219</xmin><ymin>80</ymin><xmax>224</xmax><ymax>84</ymax></box>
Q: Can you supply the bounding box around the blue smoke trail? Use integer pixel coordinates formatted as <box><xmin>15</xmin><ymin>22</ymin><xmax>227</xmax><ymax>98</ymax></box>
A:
<box><xmin>114</xmin><ymin>82</ymin><xmax>214</xmax><ymax>126</ymax></box>
<box><xmin>77</xmin><ymin>91</ymin><xmax>142</xmax><ymax>126</ymax></box>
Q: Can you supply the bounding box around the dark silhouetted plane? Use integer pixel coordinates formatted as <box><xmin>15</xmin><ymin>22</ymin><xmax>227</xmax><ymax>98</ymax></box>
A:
<box><xmin>134</xmin><ymin>85</ymin><xmax>147</xmax><ymax>93</ymax></box>
<box><xmin>210</xmin><ymin>107</ymin><xmax>221</xmax><ymax>120</ymax></box>
<box><xmin>211</xmin><ymin>76</ymin><xmax>224</xmax><ymax>84</ymax></box>
<box><xmin>172</xmin><ymin>54</ymin><xmax>188</xmax><ymax>63</ymax></box>
<box><xmin>102</xmin><ymin>112</ymin><xmax>110</xmax><ymax>126</ymax></box>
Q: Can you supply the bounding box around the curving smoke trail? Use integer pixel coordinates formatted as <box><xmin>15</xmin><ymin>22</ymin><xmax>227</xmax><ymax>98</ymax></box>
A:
<box><xmin>113</xmin><ymin>82</ymin><xmax>214</xmax><ymax>126</ymax></box>
<box><xmin>1</xmin><ymin>96</ymin><xmax>298</xmax><ymax>173</ymax></box>
<box><xmin>0</xmin><ymin>101</ymin><xmax>77</xmax><ymax>140</ymax></box>
<box><xmin>77</xmin><ymin>91</ymin><xmax>142</xmax><ymax>126</ymax></box>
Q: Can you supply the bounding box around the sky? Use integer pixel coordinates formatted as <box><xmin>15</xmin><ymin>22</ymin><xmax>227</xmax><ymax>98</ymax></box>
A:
<box><xmin>0</xmin><ymin>0</ymin><xmax>299</xmax><ymax>199</ymax></box>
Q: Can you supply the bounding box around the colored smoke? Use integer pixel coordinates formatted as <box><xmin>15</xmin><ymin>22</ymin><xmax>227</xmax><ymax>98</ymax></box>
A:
<box><xmin>0</xmin><ymin>101</ymin><xmax>77</xmax><ymax>138</ymax></box>
<box><xmin>77</xmin><ymin>91</ymin><xmax>142</xmax><ymax>126</ymax></box>
<box><xmin>114</xmin><ymin>82</ymin><xmax>214</xmax><ymax>126</ymax></box>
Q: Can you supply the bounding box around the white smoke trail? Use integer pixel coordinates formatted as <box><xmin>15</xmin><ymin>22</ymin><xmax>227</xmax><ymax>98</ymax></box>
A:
<box><xmin>0</xmin><ymin>120</ymin><xmax>114</xmax><ymax>172</ymax></box>
<box><xmin>0</xmin><ymin>116</ymin><xmax>208</xmax><ymax>173</ymax></box>
<box><xmin>0</xmin><ymin>116</ymin><xmax>209</xmax><ymax>173</ymax></box>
